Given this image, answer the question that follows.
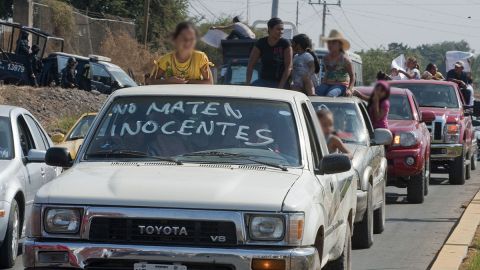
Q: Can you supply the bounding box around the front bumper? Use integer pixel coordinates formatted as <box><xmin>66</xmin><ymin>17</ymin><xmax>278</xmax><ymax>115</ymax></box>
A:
<box><xmin>430</xmin><ymin>144</ymin><xmax>463</xmax><ymax>160</ymax></box>
<box><xmin>355</xmin><ymin>190</ymin><xmax>367</xmax><ymax>223</ymax></box>
<box><xmin>23</xmin><ymin>239</ymin><xmax>320</xmax><ymax>270</ymax></box>
<box><xmin>386</xmin><ymin>147</ymin><xmax>423</xmax><ymax>178</ymax></box>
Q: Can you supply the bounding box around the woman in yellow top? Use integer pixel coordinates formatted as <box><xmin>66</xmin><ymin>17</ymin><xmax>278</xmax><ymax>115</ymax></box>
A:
<box><xmin>147</xmin><ymin>22</ymin><xmax>213</xmax><ymax>85</ymax></box>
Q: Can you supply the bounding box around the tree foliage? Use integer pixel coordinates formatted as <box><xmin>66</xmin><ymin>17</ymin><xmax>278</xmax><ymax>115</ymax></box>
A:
<box><xmin>61</xmin><ymin>0</ymin><xmax>188</xmax><ymax>50</ymax></box>
<box><xmin>0</xmin><ymin>0</ymin><xmax>12</xmax><ymax>19</ymax></box>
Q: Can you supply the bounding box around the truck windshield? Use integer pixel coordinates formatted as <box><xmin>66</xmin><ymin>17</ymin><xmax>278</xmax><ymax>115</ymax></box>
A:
<box><xmin>0</xmin><ymin>117</ymin><xmax>13</xmax><ymax>160</ymax></box>
<box><xmin>312</xmin><ymin>102</ymin><xmax>369</xmax><ymax>145</ymax></box>
<box><xmin>109</xmin><ymin>68</ymin><xmax>137</xmax><ymax>87</ymax></box>
<box><xmin>388</xmin><ymin>95</ymin><xmax>413</xmax><ymax>120</ymax></box>
<box><xmin>84</xmin><ymin>97</ymin><xmax>301</xmax><ymax>167</ymax></box>
<box><xmin>392</xmin><ymin>83</ymin><xmax>459</xmax><ymax>108</ymax></box>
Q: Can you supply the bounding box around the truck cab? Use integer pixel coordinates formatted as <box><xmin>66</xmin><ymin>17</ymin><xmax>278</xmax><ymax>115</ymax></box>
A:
<box><xmin>25</xmin><ymin>85</ymin><xmax>357</xmax><ymax>270</ymax></box>
<box><xmin>41</xmin><ymin>52</ymin><xmax>137</xmax><ymax>94</ymax></box>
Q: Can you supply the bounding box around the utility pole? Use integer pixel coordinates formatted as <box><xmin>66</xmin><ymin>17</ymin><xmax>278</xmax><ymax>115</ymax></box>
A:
<box><xmin>295</xmin><ymin>0</ymin><xmax>299</xmax><ymax>28</ymax></box>
<box><xmin>271</xmin><ymin>0</ymin><xmax>279</xmax><ymax>18</ymax></box>
<box><xmin>309</xmin><ymin>0</ymin><xmax>341</xmax><ymax>41</ymax></box>
<box><xmin>143</xmin><ymin>0</ymin><xmax>151</xmax><ymax>48</ymax></box>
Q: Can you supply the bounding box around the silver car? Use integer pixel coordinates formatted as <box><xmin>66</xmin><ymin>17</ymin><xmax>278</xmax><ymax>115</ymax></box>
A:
<box><xmin>311</xmin><ymin>97</ymin><xmax>391</xmax><ymax>249</ymax></box>
<box><xmin>0</xmin><ymin>105</ymin><xmax>58</xmax><ymax>268</ymax></box>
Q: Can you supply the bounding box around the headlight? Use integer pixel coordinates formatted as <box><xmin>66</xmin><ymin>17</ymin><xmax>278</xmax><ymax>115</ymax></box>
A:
<box><xmin>393</xmin><ymin>132</ymin><xmax>418</xmax><ymax>147</ymax></box>
<box><xmin>246</xmin><ymin>213</ymin><xmax>304</xmax><ymax>245</ymax></box>
<box><xmin>44</xmin><ymin>208</ymin><xmax>82</xmax><ymax>234</ymax></box>
<box><xmin>248</xmin><ymin>215</ymin><xmax>285</xmax><ymax>241</ymax></box>
<box><xmin>444</xmin><ymin>124</ymin><xmax>460</xmax><ymax>143</ymax></box>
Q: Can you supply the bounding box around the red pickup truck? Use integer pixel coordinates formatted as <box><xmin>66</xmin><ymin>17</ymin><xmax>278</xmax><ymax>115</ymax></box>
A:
<box><xmin>389</xmin><ymin>80</ymin><xmax>478</xmax><ymax>185</ymax></box>
<box><xmin>358</xmin><ymin>87</ymin><xmax>433</xmax><ymax>203</ymax></box>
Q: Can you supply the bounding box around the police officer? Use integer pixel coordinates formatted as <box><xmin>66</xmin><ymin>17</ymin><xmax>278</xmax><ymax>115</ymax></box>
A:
<box><xmin>27</xmin><ymin>45</ymin><xmax>42</xmax><ymax>87</ymax></box>
<box><xmin>61</xmin><ymin>57</ymin><xmax>78</xmax><ymax>88</ymax></box>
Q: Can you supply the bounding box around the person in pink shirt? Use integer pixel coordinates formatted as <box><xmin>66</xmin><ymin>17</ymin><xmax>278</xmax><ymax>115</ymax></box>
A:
<box><xmin>355</xmin><ymin>81</ymin><xmax>391</xmax><ymax>129</ymax></box>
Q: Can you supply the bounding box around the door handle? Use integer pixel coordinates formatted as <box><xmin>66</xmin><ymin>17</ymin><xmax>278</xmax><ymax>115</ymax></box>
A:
<box><xmin>330</xmin><ymin>181</ymin><xmax>334</xmax><ymax>192</ymax></box>
<box><xmin>40</xmin><ymin>167</ymin><xmax>46</xmax><ymax>177</ymax></box>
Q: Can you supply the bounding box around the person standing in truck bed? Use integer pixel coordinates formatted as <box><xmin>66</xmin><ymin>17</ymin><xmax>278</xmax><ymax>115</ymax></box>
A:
<box><xmin>246</xmin><ymin>17</ymin><xmax>292</xmax><ymax>89</ymax></box>
<box><xmin>211</xmin><ymin>16</ymin><xmax>255</xmax><ymax>40</ymax></box>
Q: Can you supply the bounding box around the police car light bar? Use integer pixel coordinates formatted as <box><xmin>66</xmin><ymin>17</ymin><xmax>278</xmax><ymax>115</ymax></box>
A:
<box><xmin>89</xmin><ymin>55</ymin><xmax>111</xmax><ymax>62</ymax></box>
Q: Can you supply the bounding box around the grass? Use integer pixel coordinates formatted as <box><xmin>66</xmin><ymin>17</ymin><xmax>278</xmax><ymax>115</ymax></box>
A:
<box><xmin>460</xmin><ymin>225</ymin><xmax>480</xmax><ymax>270</ymax></box>
<box><xmin>49</xmin><ymin>115</ymin><xmax>79</xmax><ymax>134</ymax></box>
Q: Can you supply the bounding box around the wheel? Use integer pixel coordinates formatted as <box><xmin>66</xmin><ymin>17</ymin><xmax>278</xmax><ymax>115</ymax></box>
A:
<box><xmin>352</xmin><ymin>183</ymin><xmax>373</xmax><ymax>249</ymax></box>
<box><xmin>373</xmin><ymin>181</ymin><xmax>386</xmax><ymax>234</ymax></box>
<box><xmin>472</xmin><ymin>153</ymin><xmax>477</xmax><ymax>170</ymax></box>
<box><xmin>0</xmin><ymin>200</ymin><xmax>20</xmax><ymax>268</ymax></box>
<box><xmin>324</xmin><ymin>223</ymin><xmax>352</xmax><ymax>270</ymax></box>
<box><xmin>407</xmin><ymin>170</ymin><xmax>425</xmax><ymax>204</ymax></box>
<box><xmin>449</xmin><ymin>156</ymin><xmax>466</xmax><ymax>185</ymax></box>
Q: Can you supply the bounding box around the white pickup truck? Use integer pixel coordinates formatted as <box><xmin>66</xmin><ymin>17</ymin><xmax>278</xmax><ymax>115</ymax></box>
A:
<box><xmin>24</xmin><ymin>85</ymin><xmax>357</xmax><ymax>270</ymax></box>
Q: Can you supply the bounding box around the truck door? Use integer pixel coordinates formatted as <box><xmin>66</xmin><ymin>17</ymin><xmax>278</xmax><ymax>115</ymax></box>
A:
<box><xmin>91</xmin><ymin>63</ymin><xmax>113</xmax><ymax>94</ymax></box>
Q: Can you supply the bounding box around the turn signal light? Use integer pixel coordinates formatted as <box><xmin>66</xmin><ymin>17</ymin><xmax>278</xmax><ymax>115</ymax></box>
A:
<box><xmin>393</xmin><ymin>135</ymin><xmax>400</xmax><ymax>145</ymax></box>
<box><xmin>447</xmin><ymin>125</ymin><xmax>459</xmax><ymax>134</ymax></box>
<box><xmin>252</xmin><ymin>259</ymin><xmax>286</xmax><ymax>270</ymax></box>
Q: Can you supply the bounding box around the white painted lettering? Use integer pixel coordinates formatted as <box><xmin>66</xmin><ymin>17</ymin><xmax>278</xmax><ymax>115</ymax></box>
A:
<box><xmin>245</xmin><ymin>129</ymin><xmax>274</xmax><ymax>146</ymax></box>
<box><xmin>224</xmin><ymin>103</ymin><xmax>242</xmax><ymax>119</ymax></box>
<box><xmin>178</xmin><ymin>120</ymin><xmax>195</xmax><ymax>135</ymax></box>
<box><xmin>235</xmin><ymin>125</ymin><xmax>250</xmax><ymax>141</ymax></box>
<box><xmin>186</xmin><ymin>101</ymin><xmax>205</xmax><ymax>114</ymax></box>
<box><xmin>161</xmin><ymin>121</ymin><xmax>176</xmax><ymax>135</ymax></box>
<box><xmin>196</xmin><ymin>121</ymin><xmax>215</xmax><ymax>135</ymax></box>
<box><xmin>216</xmin><ymin>122</ymin><xmax>237</xmax><ymax>136</ymax></box>
<box><xmin>120</xmin><ymin>122</ymin><xmax>141</xmax><ymax>136</ymax></box>
<box><xmin>202</xmin><ymin>102</ymin><xmax>220</xmax><ymax>116</ymax></box>
<box><xmin>146</xmin><ymin>102</ymin><xmax>171</xmax><ymax>115</ymax></box>
<box><xmin>170</xmin><ymin>101</ymin><xmax>185</xmax><ymax>114</ymax></box>
<box><xmin>141</xmin><ymin>121</ymin><xmax>158</xmax><ymax>134</ymax></box>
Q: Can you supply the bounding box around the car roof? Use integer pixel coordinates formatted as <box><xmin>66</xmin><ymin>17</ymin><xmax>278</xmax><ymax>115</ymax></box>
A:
<box><xmin>110</xmin><ymin>85</ymin><xmax>308</xmax><ymax>102</ymax></box>
<box><xmin>0</xmin><ymin>105</ymin><xmax>27</xmax><ymax>117</ymax></box>
<box><xmin>309</xmin><ymin>96</ymin><xmax>359</xmax><ymax>104</ymax></box>
<box><xmin>388</xmin><ymin>80</ymin><xmax>458</xmax><ymax>87</ymax></box>
<box><xmin>356</xmin><ymin>86</ymin><xmax>411</xmax><ymax>96</ymax></box>
<box><xmin>50</xmin><ymin>52</ymin><xmax>90</xmax><ymax>61</ymax></box>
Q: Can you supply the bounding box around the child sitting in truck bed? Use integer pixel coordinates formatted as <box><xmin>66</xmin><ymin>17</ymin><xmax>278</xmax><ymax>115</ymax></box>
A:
<box><xmin>317</xmin><ymin>109</ymin><xmax>353</xmax><ymax>159</ymax></box>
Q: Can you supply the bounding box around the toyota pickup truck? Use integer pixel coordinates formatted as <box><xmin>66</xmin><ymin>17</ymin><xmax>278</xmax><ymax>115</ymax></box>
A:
<box><xmin>24</xmin><ymin>85</ymin><xmax>357</xmax><ymax>270</ymax></box>
<box><xmin>389</xmin><ymin>81</ymin><xmax>478</xmax><ymax>185</ymax></box>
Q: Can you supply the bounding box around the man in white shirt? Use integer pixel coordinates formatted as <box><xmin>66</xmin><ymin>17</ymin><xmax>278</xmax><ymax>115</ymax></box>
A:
<box><xmin>211</xmin><ymin>16</ymin><xmax>256</xmax><ymax>40</ymax></box>
<box><xmin>399</xmin><ymin>57</ymin><xmax>421</xmax><ymax>80</ymax></box>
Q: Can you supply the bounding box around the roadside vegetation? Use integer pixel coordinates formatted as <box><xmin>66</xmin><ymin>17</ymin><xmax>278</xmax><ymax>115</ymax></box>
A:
<box><xmin>460</xmin><ymin>226</ymin><xmax>480</xmax><ymax>270</ymax></box>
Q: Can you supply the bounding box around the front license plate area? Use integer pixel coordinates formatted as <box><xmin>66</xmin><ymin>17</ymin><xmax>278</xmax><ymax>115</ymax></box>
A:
<box><xmin>134</xmin><ymin>263</ymin><xmax>187</xmax><ymax>270</ymax></box>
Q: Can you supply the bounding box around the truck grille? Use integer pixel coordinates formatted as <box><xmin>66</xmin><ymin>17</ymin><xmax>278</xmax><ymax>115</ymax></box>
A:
<box><xmin>433</xmin><ymin>122</ymin><xmax>443</xmax><ymax>141</ymax></box>
<box><xmin>89</xmin><ymin>217</ymin><xmax>237</xmax><ymax>246</ymax></box>
<box><xmin>85</xmin><ymin>260</ymin><xmax>234</xmax><ymax>270</ymax></box>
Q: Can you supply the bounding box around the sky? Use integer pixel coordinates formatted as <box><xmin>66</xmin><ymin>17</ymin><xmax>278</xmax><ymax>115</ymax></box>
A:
<box><xmin>188</xmin><ymin>0</ymin><xmax>480</xmax><ymax>53</ymax></box>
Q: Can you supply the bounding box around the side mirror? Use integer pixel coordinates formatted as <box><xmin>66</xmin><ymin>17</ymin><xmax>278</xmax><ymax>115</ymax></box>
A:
<box><xmin>51</xmin><ymin>133</ymin><xmax>65</xmax><ymax>144</ymax></box>
<box><xmin>320</xmin><ymin>154</ymin><xmax>352</xmax><ymax>175</ymax></box>
<box><xmin>421</xmin><ymin>111</ymin><xmax>436</xmax><ymax>123</ymax></box>
<box><xmin>26</xmin><ymin>149</ymin><xmax>46</xmax><ymax>163</ymax></box>
<box><xmin>372</xmin><ymin>128</ymin><xmax>393</xmax><ymax>146</ymax></box>
<box><xmin>45</xmin><ymin>147</ymin><xmax>73</xmax><ymax>168</ymax></box>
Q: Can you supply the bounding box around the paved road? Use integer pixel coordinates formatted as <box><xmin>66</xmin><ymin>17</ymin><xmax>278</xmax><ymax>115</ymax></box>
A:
<box><xmin>9</xmin><ymin>172</ymin><xmax>480</xmax><ymax>270</ymax></box>
<box><xmin>352</xmin><ymin>171</ymin><xmax>480</xmax><ymax>270</ymax></box>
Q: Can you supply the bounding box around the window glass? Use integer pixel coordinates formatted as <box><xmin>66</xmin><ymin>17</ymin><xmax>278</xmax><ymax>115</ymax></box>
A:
<box><xmin>388</xmin><ymin>95</ymin><xmax>414</xmax><ymax>120</ymax></box>
<box><xmin>67</xmin><ymin>115</ymin><xmax>96</xmax><ymax>141</ymax></box>
<box><xmin>91</xmin><ymin>63</ymin><xmax>112</xmax><ymax>85</ymax></box>
<box><xmin>84</xmin><ymin>97</ymin><xmax>301</xmax><ymax>167</ymax></box>
<box><xmin>24</xmin><ymin>115</ymin><xmax>47</xmax><ymax>150</ymax></box>
<box><xmin>57</xmin><ymin>56</ymin><xmax>68</xmax><ymax>73</ymax></box>
<box><xmin>313</xmin><ymin>101</ymin><xmax>369</xmax><ymax>145</ymax></box>
<box><xmin>391</xmin><ymin>83</ymin><xmax>459</xmax><ymax>108</ymax></box>
<box><xmin>17</xmin><ymin>116</ymin><xmax>35</xmax><ymax>156</ymax></box>
<box><xmin>0</xmin><ymin>117</ymin><xmax>13</xmax><ymax>159</ymax></box>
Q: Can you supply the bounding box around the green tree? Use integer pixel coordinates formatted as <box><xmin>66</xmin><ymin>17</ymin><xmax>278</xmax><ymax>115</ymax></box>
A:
<box><xmin>0</xmin><ymin>0</ymin><xmax>13</xmax><ymax>19</ymax></box>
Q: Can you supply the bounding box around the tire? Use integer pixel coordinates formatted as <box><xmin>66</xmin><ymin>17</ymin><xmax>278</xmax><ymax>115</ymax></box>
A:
<box><xmin>352</xmin><ymin>183</ymin><xmax>373</xmax><ymax>249</ymax></box>
<box><xmin>449</xmin><ymin>156</ymin><xmax>466</xmax><ymax>185</ymax></box>
<box><xmin>0</xmin><ymin>200</ymin><xmax>20</xmax><ymax>268</ymax></box>
<box><xmin>407</xmin><ymin>171</ymin><xmax>425</xmax><ymax>204</ymax></box>
<box><xmin>472</xmin><ymin>153</ymin><xmax>477</xmax><ymax>170</ymax></box>
<box><xmin>373</xmin><ymin>181</ymin><xmax>386</xmax><ymax>234</ymax></box>
<box><xmin>324</xmin><ymin>223</ymin><xmax>352</xmax><ymax>270</ymax></box>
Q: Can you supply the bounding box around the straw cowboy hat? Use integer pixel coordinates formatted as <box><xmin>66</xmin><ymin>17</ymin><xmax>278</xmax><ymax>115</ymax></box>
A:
<box><xmin>322</xmin><ymin>29</ymin><xmax>351</xmax><ymax>51</ymax></box>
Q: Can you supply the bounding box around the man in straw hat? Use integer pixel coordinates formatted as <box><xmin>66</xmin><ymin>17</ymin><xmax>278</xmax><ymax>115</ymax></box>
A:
<box><xmin>315</xmin><ymin>29</ymin><xmax>356</xmax><ymax>97</ymax></box>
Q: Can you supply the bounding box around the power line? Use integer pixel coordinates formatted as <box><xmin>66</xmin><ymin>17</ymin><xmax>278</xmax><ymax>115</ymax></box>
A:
<box><xmin>309</xmin><ymin>0</ymin><xmax>341</xmax><ymax>38</ymax></box>
<box><xmin>194</xmin><ymin>0</ymin><xmax>219</xmax><ymax>19</ymax></box>
<box><xmin>338</xmin><ymin>7</ymin><xmax>370</xmax><ymax>48</ymax></box>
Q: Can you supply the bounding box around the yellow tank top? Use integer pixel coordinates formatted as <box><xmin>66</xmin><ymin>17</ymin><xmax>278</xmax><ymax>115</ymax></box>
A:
<box><xmin>151</xmin><ymin>50</ymin><xmax>212</xmax><ymax>80</ymax></box>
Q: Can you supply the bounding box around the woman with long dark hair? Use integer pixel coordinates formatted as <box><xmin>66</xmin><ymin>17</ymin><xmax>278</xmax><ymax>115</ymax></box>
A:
<box><xmin>246</xmin><ymin>17</ymin><xmax>292</xmax><ymax>88</ymax></box>
<box><xmin>355</xmin><ymin>81</ymin><xmax>391</xmax><ymax>129</ymax></box>
<box><xmin>147</xmin><ymin>21</ymin><xmax>213</xmax><ymax>85</ymax></box>
<box><xmin>291</xmin><ymin>34</ymin><xmax>320</xmax><ymax>96</ymax></box>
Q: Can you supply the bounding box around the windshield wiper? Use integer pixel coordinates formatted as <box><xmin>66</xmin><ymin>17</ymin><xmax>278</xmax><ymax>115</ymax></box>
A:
<box><xmin>86</xmin><ymin>149</ymin><xmax>183</xmax><ymax>165</ymax></box>
<box><xmin>180</xmin><ymin>151</ymin><xmax>288</xmax><ymax>171</ymax></box>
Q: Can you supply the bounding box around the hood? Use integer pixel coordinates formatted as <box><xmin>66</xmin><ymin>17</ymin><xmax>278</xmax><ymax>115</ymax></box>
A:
<box><xmin>420</xmin><ymin>107</ymin><xmax>462</xmax><ymax>121</ymax></box>
<box><xmin>388</xmin><ymin>119</ymin><xmax>419</xmax><ymax>133</ymax></box>
<box><xmin>36</xmin><ymin>163</ymin><xmax>302</xmax><ymax>211</ymax></box>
